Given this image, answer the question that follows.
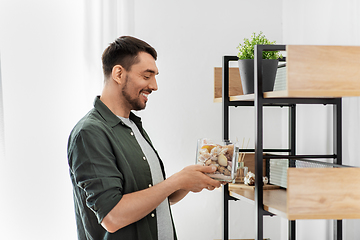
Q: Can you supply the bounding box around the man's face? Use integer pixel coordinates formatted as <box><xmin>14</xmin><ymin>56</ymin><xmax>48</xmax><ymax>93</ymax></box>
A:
<box><xmin>121</xmin><ymin>52</ymin><xmax>159</xmax><ymax>111</ymax></box>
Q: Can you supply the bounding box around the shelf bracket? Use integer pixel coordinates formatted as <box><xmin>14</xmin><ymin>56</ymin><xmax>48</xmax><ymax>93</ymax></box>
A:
<box><xmin>225</xmin><ymin>193</ymin><xmax>238</xmax><ymax>202</ymax></box>
<box><xmin>263</xmin><ymin>210</ymin><xmax>275</xmax><ymax>217</ymax></box>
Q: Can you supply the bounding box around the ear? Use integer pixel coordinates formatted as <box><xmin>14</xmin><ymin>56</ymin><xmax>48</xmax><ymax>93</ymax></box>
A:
<box><xmin>111</xmin><ymin>65</ymin><xmax>124</xmax><ymax>84</ymax></box>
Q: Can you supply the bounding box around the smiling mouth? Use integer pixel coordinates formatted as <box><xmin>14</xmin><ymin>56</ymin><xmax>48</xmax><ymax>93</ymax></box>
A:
<box><xmin>141</xmin><ymin>92</ymin><xmax>150</xmax><ymax>101</ymax></box>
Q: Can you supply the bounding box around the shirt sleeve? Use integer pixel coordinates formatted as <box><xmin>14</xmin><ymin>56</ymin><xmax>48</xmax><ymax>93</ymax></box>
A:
<box><xmin>69</xmin><ymin>126</ymin><xmax>124</xmax><ymax>224</ymax></box>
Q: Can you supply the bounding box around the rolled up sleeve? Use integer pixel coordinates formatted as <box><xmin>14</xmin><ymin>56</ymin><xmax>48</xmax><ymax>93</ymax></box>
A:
<box><xmin>69</xmin><ymin>127</ymin><xmax>124</xmax><ymax>224</ymax></box>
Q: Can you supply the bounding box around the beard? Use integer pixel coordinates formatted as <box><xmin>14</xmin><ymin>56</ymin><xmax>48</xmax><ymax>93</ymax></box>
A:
<box><xmin>121</xmin><ymin>74</ymin><xmax>146</xmax><ymax>111</ymax></box>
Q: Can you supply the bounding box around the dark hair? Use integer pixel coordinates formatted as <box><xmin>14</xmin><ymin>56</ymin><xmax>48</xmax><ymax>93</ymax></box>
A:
<box><xmin>101</xmin><ymin>36</ymin><xmax>157</xmax><ymax>77</ymax></box>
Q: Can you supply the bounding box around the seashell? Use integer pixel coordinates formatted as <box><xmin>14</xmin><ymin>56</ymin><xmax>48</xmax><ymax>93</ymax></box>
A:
<box><xmin>263</xmin><ymin>176</ymin><xmax>268</xmax><ymax>185</ymax></box>
<box><xmin>201</xmin><ymin>152</ymin><xmax>210</xmax><ymax>159</ymax></box>
<box><xmin>244</xmin><ymin>171</ymin><xmax>255</xmax><ymax>186</ymax></box>
<box><xmin>217</xmin><ymin>166</ymin><xmax>231</xmax><ymax>176</ymax></box>
<box><xmin>201</xmin><ymin>144</ymin><xmax>215</xmax><ymax>153</ymax></box>
<box><xmin>210</xmin><ymin>155</ymin><xmax>218</xmax><ymax>161</ymax></box>
<box><xmin>198</xmin><ymin>155</ymin><xmax>208</xmax><ymax>163</ymax></box>
<box><xmin>217</xmin><ymin>166</ymin><xmax>226</xmax><ymax>173</ymax></box>
<box><xmin>226</xmin><ymin>144</ymin><xmax>234</xmax><ymax>154</ymax></box>
<box><xmin>220</xmin><ymin>147</ymin><xmax>228</xmax><ymax>155</ymax></box>
<box><xmin>218</xmin><ymin>154</ymin><xmax>228</xmax><ymax>166</ymax></box>
<box><xmin>199</xmin><ymin>148</ymin><xmax>209</xmax><ymax>155</ymax></box>
<box><xmin>225</xmin><ymin>154</ymin><xmax>231</xmax><ymax>162</ymax></box>
<box><xmin>227</xmin><ymin>161</ymin><xmax>232</xmax><ymax>168</ymax></box>
<box><xmin>224</xmin><ymin>168</ymin><xmax>231</xmax><ymax>176</ymax></box>
<box><xmin>205</xmin><ymin>159</ymin><xmax>212</xmax><ymax>166</ymax></box>
<box><xmin>210</xmin><ymin>145</ymin><xmax>221</xmax><ymax>155</ymax></box>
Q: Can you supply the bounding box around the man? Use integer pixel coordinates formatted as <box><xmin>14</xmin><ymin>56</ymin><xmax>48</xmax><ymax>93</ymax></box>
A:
<box><xmin>67</xmin><ymin>36</ymin><xmax>221</xmax><ymax>240</ymax></box>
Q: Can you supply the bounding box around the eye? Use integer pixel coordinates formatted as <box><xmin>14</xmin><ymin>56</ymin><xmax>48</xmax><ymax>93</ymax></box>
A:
<box><xmin>143</xmin><ymin>75</ymin><xmax>151</xmax><ymax>80</ymax></box>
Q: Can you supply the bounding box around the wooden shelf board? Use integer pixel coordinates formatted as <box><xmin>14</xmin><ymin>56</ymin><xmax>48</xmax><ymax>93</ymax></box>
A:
<box><xmin>229</xmin><ymin>184</ymin><xmax>287</xmax><ymax>219</ymax></box>
<box><xmin>230</xmin><ymin>94</ymin><xmax>255</xmax><ymax>101</ymax></box>
<box><xmin>214</xmin><ymin>94</ymin><xmax>257</xmax><ymax>102</ymax></box>
<box><xmin>264</xmin><ymin>90</ymin><xmax>360</xmax><ymax>98</ymax></box>
<box><xmin>229</xmin><ymin>167</ymin><xmax>360</xmax><ymax>220</ymax></box>
<box><xmin>214</xmin><ymin>45</ymin><xmax>360</xmax><ymax>100</ymax></box>
<box><xmin>214</xmin><ymin>67</ymin><xmax>243</xmax><ymax>99</ymax></box>
<box><xmin>214</xmin><ymin>89</ymin><xmax>360</xmax><ymax>102</ymax></box>
<box><xmin>214</xmin><ymin>95</ymin><xmax>254</xmax><ymax>102</ymax></box>
<box><xmin>286</xmin><ymin>45</ymin><xmax>360</xmax><ymax>97</ymax></box>
<box><xmin>213</xmin><ymin>97</ymin><xmax>222</xmax><ymax>103</ymax></box>
<box><xmin>287</xmin><ymin>168</ymin><xmax>360</xmax><ymax>220</ymax></box>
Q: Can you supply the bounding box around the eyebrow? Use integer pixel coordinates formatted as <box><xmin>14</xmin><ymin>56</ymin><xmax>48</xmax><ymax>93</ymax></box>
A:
<box><xmin>144</xmin><ymin>69</ymin><xmax>159</xmax><ymax>75</ymax></box>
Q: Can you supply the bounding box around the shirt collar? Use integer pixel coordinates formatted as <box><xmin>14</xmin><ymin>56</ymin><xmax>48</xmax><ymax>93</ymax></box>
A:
<box><xmin>93</xmin><ymin>96</ymin><xmax>143</xmax><ymax>128</ymax></box>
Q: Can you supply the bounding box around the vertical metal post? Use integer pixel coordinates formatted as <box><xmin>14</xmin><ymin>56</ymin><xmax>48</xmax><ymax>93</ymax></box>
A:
<box><xmin>333</xmin><ymin>98</ymin><xmax>342</xmax><ymax>240</ymax></box>
<box><xmin>289</xmin><ymin>104</ymin><xmax>296</xmax><ymax>240</ymax></box>
<box><xmin>222</xmin><ymin>56</ymin><xmax>230</xmax><ymax>240</ymax></box>
<box><xmin>222</xmin><ymin>56</ymin><xmax>230</xmax><ymax>142</ymax></box>
<box><xmin>289</xmin><ymin>104</ymin><xmax>296</xmax><ymax>156</ymax></box>
<box><xmin>254</xmin><ymin>45</ymin><xmax>264</xmax><ymax>240</ymax></box>
<box><xmin>222</xmin><ymin>55</ymin><xmax>238</xmax><ymax>240</ymax></box>
<box><xmin>222</xmin><ymin>184</ymin><xmax>229</xmax><ymax>240</ymax></box>
<box><xmin>333</xmin><ymin>98</ymin><xmax>342</xmax><ymax>165</ymax></box>
<box><xmin>289</xmin><ymin>221</ymin><xmax>296</xmax><ymax>240</ymax></box>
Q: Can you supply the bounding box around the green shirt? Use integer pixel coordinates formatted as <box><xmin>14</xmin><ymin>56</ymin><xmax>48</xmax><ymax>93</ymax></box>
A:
<box><xmin>67</xmin><ymin>96</ymin><xmax>177</xmax><ymax>240</ymax></box>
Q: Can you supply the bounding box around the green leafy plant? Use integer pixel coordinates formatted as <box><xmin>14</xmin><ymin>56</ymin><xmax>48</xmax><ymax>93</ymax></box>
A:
<box><xmin>237</xmin><ymin>31</ymin><xmax>282</xmax><ymax>60</ymax></box>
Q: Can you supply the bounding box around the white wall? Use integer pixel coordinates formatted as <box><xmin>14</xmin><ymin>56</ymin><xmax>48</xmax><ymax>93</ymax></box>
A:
<box><xmin>1</xmin><ymin>0</ymin><xmax>359</xmax><ymax>240</ymax></box>
<box><xmin>0</xmin><ymin>56</ymin><xmax>4</xmax><ymax>159</ymax></box>
<box><xmin>0</xmin><ymin>0</ymin><xmax>85</xmax><ymax>239</ymax></box>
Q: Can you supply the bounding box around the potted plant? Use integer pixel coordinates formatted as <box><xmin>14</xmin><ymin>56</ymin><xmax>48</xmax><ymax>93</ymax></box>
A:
<box><xmin>237</xmin><ymin>31</ymin><xmax>282</xmax><ymax>94</ymax></box>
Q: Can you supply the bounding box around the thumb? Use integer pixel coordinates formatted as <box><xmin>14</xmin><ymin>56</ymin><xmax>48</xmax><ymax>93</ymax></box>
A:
<box><xmin>200</xmin><ymin>165</ymin><xmax>217</xmax><ymax>173</ymax></box>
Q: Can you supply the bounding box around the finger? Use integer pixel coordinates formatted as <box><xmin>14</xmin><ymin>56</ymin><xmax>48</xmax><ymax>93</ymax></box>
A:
<box><xmin>198</xmin><ymin>165</ymin><xmax>217</xmax><ymax>173</ymax></box>
<box><xmin>211</xmin><ymin>178</ymin><xmax>223</xmax><ymax>186</ymax></box>
<box><xmin>205</xmin><ymin>180</ymin><xmax>221</xmax><ymax>189</ymax></box>
<box><xmin>186</xmin><ymin>164</ymin><xmax>217</xmax><ymax>174</ymax></box>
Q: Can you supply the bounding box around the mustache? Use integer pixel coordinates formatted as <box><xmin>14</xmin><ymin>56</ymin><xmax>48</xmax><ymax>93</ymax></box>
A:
<box><xmin>141</xmin><ymin>89</ymin><xmax>152</xmax><ymax>94</ymax></box>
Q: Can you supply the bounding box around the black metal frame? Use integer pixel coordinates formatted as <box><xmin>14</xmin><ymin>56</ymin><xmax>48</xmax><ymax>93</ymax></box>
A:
<box><xmin>221</xmin><ymin>45</ymin><xmax>343</xmax><ymax>240</ymax></box>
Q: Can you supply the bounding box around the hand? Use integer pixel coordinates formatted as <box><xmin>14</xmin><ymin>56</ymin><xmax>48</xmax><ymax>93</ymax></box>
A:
<box><xmin>172</xmin><ymin>164</ymin><xmax>222</xmax><ymax>193</ymax></box>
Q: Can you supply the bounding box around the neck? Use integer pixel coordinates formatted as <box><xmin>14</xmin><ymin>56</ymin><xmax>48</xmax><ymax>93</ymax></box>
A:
<box><xmin>100</xmin><ymin>82</ymin><xmax>131</xmax><ymax>118</ymax></box>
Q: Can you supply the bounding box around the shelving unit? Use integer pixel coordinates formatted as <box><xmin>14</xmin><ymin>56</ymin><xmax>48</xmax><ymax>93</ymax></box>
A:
<box><xmin>219</xmin><ymin>45</ymin><xmax>360</xmax><ymax>240</ymax></box>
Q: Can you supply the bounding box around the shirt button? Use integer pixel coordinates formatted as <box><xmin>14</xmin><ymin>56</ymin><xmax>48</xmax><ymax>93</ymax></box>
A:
<box><xmin>151</xmin><ymin>213</ymin><xmax>155</xmax><ymax>218</ymax></box>
<box><xmin>130</xmin><ymin>132</ymin><xmax>134</xmax><ymax>136</ymax></box>
<box><xmin>148</xmin><ymin>184</ymin><xmax>152</xmax><ymax>188</ymax></box>
<box><xmin>143</xmin><ymin>156</ymin><xmax>146</xmax><ymax>161</ymax></box>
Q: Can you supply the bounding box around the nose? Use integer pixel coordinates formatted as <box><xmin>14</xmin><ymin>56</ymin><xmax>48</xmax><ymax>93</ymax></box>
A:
<box><xmin>149</xmin><ymin>76</ymin><xmax>158</xmax><ymax>91</ymax></box>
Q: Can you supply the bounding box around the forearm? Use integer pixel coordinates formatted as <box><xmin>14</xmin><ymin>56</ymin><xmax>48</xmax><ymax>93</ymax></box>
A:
<box><xmin>101</xmin><ymin>165</ymin><xmax>220</xmax><ymax>233</ymax></box>
<box><xmin>101</xmin><ymin>175</ymin><xmax>180</xmax><ymax>233</ymax></box>
<box><xmin>169</xmin><ymin>189</ymin><xmax>189</xmax><ymax>205</ymax></box>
